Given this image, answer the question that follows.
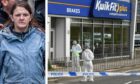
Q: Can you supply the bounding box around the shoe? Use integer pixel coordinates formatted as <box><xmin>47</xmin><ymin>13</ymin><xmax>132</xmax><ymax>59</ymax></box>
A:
<box><xmin>80</xmin><ymin>79</ymin><xmax>87</xmax><ymax>82</ymax></box>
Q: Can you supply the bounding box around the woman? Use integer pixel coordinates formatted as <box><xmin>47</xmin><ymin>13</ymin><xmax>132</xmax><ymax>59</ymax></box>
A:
<box><xmin>0</xmin><ymin>1</ymin><xmax>45</xmax><ymax>84</ymax></box>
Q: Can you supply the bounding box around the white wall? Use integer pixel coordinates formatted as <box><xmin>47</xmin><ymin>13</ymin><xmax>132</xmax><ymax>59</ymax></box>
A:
<box><xmin>55</xmin><ymin>18</ymin><xmax>65</xmax><ymax>61</ymax></box>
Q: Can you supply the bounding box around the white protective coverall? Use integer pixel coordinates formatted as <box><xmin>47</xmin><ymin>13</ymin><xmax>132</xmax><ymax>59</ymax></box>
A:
<box><xmin>71</xmin><ymin>42</ymin><xmax>82</xmax><ymax>72</ymax></box>
<box><xmin>82</xmin><ymin>48</ymin><xmax>94</xmax><ymax>81</ymax></box>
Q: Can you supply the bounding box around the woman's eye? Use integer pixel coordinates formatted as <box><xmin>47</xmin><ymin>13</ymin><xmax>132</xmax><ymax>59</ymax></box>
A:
<box><xmin>23</xmin><ymin>14</ymin><xmax>29</xmax><ymax>16</ymax></box>
<box><xmin>15</xmin><ymin>14</ymin><xmax>20</xmax><ymax>17</ymax></box>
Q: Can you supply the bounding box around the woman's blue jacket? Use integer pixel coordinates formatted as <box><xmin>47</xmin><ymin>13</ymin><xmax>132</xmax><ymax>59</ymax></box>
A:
<box><xmin>0</xmin><ymin>26</ymin><xmax>45</xmax><ymax>84</ymax></box>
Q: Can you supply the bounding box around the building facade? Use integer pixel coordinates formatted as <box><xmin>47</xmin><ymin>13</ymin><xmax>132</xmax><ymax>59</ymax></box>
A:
<box><xmin>48</xmin><ymin>0</ymin><xmax>137</xmax><ymax>62</ymax></box>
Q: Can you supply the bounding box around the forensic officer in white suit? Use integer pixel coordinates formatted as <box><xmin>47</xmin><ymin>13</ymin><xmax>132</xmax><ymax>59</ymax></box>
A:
<box><xmin>71</xmin><ymin>40</ymin><xmax>82</xmax><ymax>72</ymax></box>
<box><xmin>81</xmin><ymin>44</ymin><xmax>94</xmax><ymax>82</ymax></box>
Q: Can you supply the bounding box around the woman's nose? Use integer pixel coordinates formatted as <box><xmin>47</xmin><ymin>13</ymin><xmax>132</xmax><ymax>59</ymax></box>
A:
<box><xmin>20</xmin><ymin>15</ymin><xmax>24</xmax><ymax>19</ymax></box>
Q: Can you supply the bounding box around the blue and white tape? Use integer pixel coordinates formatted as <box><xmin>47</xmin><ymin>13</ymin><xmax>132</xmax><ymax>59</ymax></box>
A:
<box><xmin>48</xmin><ymin>72</ymin><xmax>140</xmax><ymax>78</ymax></box>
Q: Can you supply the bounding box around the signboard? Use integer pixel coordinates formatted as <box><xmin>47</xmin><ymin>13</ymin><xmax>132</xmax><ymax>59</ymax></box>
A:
<box><xmin>93</xmin><ymin>0</ymin><xmax>131</xmax><ymax>20</ymax></box>
<box><xmin>48</xmin><ymin>0</ymin><xmax>131</xmax><ymax>20</ymax></box>
<box><xmin>48</xmin><ymin>0</ymin><xmax>93</xmax><ymax>17</ymax></box>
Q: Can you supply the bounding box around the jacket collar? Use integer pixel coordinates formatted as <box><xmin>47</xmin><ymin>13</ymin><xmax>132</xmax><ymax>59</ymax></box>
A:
<box><xmin>0</xmin><ymin>25</ymin><xmax>35</xmax><ymax>42</ymax></box>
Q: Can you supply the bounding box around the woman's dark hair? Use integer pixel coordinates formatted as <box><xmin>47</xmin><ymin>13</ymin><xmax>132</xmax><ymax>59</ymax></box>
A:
<box><xmin>10</xmin><ymin>1</ymin><xmax>32</xmax><ymax>15</ymax></box>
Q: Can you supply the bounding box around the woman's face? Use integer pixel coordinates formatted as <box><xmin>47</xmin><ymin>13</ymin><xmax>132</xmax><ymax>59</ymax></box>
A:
<box><xmin>11</xmin><ymin>6</ymin><xmax>32</xmax><ymax>32</ymax></box>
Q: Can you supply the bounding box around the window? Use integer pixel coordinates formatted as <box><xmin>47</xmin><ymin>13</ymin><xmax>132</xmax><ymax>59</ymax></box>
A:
<box><xmin>70</xmin><ymin>18</ymin><xmax>130</xmax><ymax>59</ymax></box>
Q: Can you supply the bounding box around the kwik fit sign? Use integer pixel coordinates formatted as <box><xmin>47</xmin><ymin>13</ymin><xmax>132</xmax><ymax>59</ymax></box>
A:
<box><xmin>93</xmin><ymin>0</ymin><xmax>131</xmax><ymax>20</ymax></box>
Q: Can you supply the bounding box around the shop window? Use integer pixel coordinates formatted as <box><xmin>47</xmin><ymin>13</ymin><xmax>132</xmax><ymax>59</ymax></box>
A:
<box><xmin>104</xmin><ymin>25</ymin><xmax>113</xmax><ymax>57</ymax></box>
<box><xmin>114</xmin><ymin>25</ymin><xmax>122</xmax><ymax>56</ymax></box>
<box><xmin>122</xmin><ymin>20</ymin><xmax>130</xmax><ymax>26</ymax></box>
<box><xmin>71</xmin><ymin>18</ymin><xmax>82</xmax><ymax>23</ymax></box>
<box><xmin>70</xmin><ymin>18</ymin><xmax>130</xmax><ymax>59</ymax></box>
<box><xmin>122</xmin><ymin>26</ymin><xmax>130</xmax><ymax>55</ymax></box>
<box><xmin>83</xmin><ymin>24</ymin><xmax>93</xmax><ymax>50</ymax></box>
<box><xmin>70</xmin><ymin>23</ymin><xmax>82</xmax><ymax>43</ymax></box>
<box><xmin>136</xmin><ymin>23</ymin><xmax>140</xmax><ymax>34</ymax></box>
<box><xmin>93</xmin><ymin>18</ymin><xmax>103</xmax><ymax>24</ymax></box>
<box><xmin>104</xmin><ymin>19</ymin><xmax>113</xmax><ymax>24</ymax></box>
<box><xmin>137</xmin><ymin>2</ymin><xmax>140</xmax><ymax>15</ymax></box>
<box><xmin>94</xmin><ymin>25</ymin><xmax>103</xmax><ymax>58</ymax></box>
<box><xmin>113</xmin><ymin>20</ymin><xmax>122</xmax><ymax>25</ymax></box>
<box><xmin>83</xmin><ymin>19</ymin><xmax>93</xmax><ymax>24</ymax></box>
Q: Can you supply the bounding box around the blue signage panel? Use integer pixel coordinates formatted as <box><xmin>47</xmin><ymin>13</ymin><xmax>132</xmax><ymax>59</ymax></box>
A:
<box><xmin>93</xmin><ymin>0</ymin><xmax>131</xmax><ymax>20</ymax></box>
<box><xmin>48</xmin><ymin>0</ymin><xmax>93</xmax><ymax>17</ymax></box>
<box><xmin>48</xmin><ymin>3</ymin><xmax>91</xmax><ymax>17</ymax></box>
